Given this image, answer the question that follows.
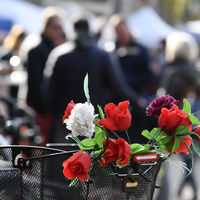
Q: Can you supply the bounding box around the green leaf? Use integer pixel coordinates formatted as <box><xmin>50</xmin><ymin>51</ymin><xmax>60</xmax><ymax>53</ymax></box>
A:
<box><xmin>97</xmin><ymin>105</ymin><xmax>105</xmax><ymax>119</ymax></box>
<box><xmin>157</xmin><ymin>135</ymin><xmax>173</xmax><ymax>145</ymax></box>
<box><xmin>116</xmin><ymin>161</ymin><xmax>126</xmax><ymax>168</ymax></box>
<box><xmin>157</xmin><ymin>136</ymin><xmax>174</xmax><ymax>151</ymax></box>
<box><xmin>142</xmin><ymin>128</ymin><xmax>163</xmax><ymax>142</ymax></box>
<box><xmin>141</xmin><ymin>144</ymin><xmax>150</xmax><ymax>153</ymax></box>
<box><xmin>192</xmin><ymin>139</ymin><xmax>200</xmax><ymax>157</ymax></box>
<box><xmin>183</xmin><ymin>98</ymin><xmax>191</xmax><ymax>114</ymax></box>
<box><xmin>142</xmin><ymin>130</ymin><xmax>153</xmax><ymax>140</ymax></box>
<box><xmin>94</xmin><ymin>162</ymin><xmax>117</xmax><ymax>175</ymax></box>
<box><xmin>189</xmin><ymin>114</ymin><xmax>200</xmax><ymax>125</ymax></box>
<box><xmin>174</xmin><ymin>126</ymin><xmax>190</xmax><ymax>136</ymax></box>
<box><xmin>63</xmin><ymin>119</ymin><xmax>69</xmax><ymax>124</ymax></box>
<box><xmin>176</xmin><ymin>130</ymin><xmax>200</xmax><ymax>138</ymax></box>
<box><xmin>158</xmin><ymin>142</ymin><xmax>174</xmax><ymax>151</ymax></box>
<box><xmin>69</xmin><ymin>177</ymin><xmax>78</xmax><ymax>187</ymax></box>
<box><xmin>94</xmin><ymin>150</ymin><xmax>101</xmax><ymax>154</ymax></box>
<box><xmin>187</xmin><ymin>131</ymin><xmax>200</xmax><ymax>140</ymax></box>
<box><xmin>65</xmin><ymin>134</ymin><xmax>79</xmax><ymax>142</ymax></box>
<box><xmin>130</xmin><ymin>143</ymin><xmax>150</xmax><ymax>154</ymax></box>
<box><xmin>95</xmin><ymin>150</ymin><xmax>101</xmax><ymax>154</ymax></box>
<box><xmin>79</xmin><ymin>138</ymin><xmax>96</xmax><ymax>150</ymax></box>
<box><xmin>84</xmin><ymin>73</ymin><xmax>91</xmax><ymax>103</ymax></box>
<box><xmin>66</xmin><ymin>134</ymin><xmax>94</xmax><ymax>149</ymax></box>
<box><xmin>150</xmin><ymin>128</ymin><xmax>163</xmax><ymax>141</ymax></box>
<box><xmin>171</xmin><ymin>137</ymin><xmax>180</xmax><ymax>153</ymax></box>
<box><xmin>95</xmin><ymin>126</ymin><xmax>102</xmax><ymax>134</ymax></box>
<box><xmin>178</xmin><ymin>136</ymin><xmax>194</xmax><ymax>176</ymax></box>
<box><xmin>174</xmin><ymin>126</ymin><xmax>191</xmax><ymax>138</ymax></box>
<box><xmin>95</xmin><ymin>131</ymin><xmax>105</xmax><ymax>148</ymax></box>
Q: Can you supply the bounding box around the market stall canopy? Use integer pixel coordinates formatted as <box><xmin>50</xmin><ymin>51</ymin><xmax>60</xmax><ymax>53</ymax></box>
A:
<box><xmin>127</xmin><ymin>6</ymin><xmax>176</xmax><ymax>48</ymax></box>
<box><xmin>184</xmin><ymin>20</ymin><xmax>200</xmax><ymax>34</ymax></box>
<box><xmin>0</xmin><ymin>0</ymin><xmax>43</xmax><ymax>34</ymax></box>
<box><xmin>0</xmin><ymin>16</ymin><xmax>13</xmax><ymax>33</ymax></box>
<box><xmin>181</xmin><ymin>20</ymin><xmax>200</xmax><ymax>43</ymax></box>
<box><xmin>0</xmin><ymin>0</ymin><xmax>97</xmax><ymax>36</ymax></box>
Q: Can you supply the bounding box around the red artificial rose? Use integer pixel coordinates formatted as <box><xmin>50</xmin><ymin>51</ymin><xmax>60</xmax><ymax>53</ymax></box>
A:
<box><xmin>99</xmin><ymin>138</ymin><xmax>133</xmax><ymax>167</ymax></box>
<box><xmin>98</xmin><ymin>101</ymin><xmax>132</xmax><ymax>131</ymax></box>
<box><xmin>158</xmin><ymin>104</ymin><xmax>192</xmax><ymax>132</ymax></box>
<box><xmin>62</xmin><ymin>100</ymin><xmax>76</xmax><ymax>122</ymax></box>
<box><xmin>192</xmin><ymin>125</ymin><xmax>200</xmax><ymax>141</ymax></box>
<box><xmin>168</xmin><ymin>136</ymin><xmax>192</xmax><ymax>154</ymax></box>
<box><xmin>62</xmin><ymin>150</ymin><xmax>91</xmax><ymax>181</ymax></box>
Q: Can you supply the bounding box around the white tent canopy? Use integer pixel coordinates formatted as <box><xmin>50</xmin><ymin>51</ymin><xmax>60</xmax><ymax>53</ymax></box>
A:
<box><xmin>0</xmin><ymin>1</ymin><xmax>176</xmax><ymax>49</ymax></box>
<box><xmin>127</xmin><ymin>6</ymin><xmax>176</xmax><ymax>48</ymax></box>
<box><xmin>184</xmin><ymin>20</ymin><xmax>200</xmax><ymax>35</ymax></box>
<box><xmin>0</xmin><ymin>0</ymin><xmax>98</xmax><ymax>36</ymax></box>
<box><xmin>0</xmin><ymin>0</ymin><xmax>44</xmax><ymax>34</ymax></box>
<box><xmin>180</xmin><ymin>20</ymin><xmax>200</xmax><ymax>43</ymax></box>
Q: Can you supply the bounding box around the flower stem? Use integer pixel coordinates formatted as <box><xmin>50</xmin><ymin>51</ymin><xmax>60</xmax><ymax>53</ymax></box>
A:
<box><xmin>85</xmin><ymin>127</ymin><xmax>109</xmax><ymax>200</ymax></box>
<box><xmin>147</xmin><ymin>126</ymin><xmax>166</xmax><ymax>145</ymax></box>
<box><xmin>111</xmin><ymin>130</ymin><xmax>120</xmax><ymax>139</ymax></box>
<box><xmin>125</xmin><ymin>129</ymin><xmax>131</xmax><ymax>144</ymax></box>
<box><xmin>191</xmin><ymin>110</ymin><xmax>200</xmax><ymax>115</ymax></box>
<box><xmin>97</xmin><ymin>128</ymin><xmax>110</xmax><ymax>158</ymax></box>
<box><xmin>155</xmin><ymin>135</ymin><xmax>174</xmax><ymax>145</ymax></box>
<box><xmin>161</xmin><ymin>152</ymin><xmax>172</xmax><ymax>162</ymax></box>
<box><xmin>147</xmin><ymin>129</ymin><xmax>161</xmax><ymax>145</ymax></box>
<box><xmin>85</xmin><ymin>163</ymin><xmax>95</xmax><ymax>200</ymax></box>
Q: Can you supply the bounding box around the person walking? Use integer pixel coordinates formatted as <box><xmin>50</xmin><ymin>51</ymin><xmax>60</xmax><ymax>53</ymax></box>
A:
<box><xmin>43</xmin><ymin>17</ymin><xmax>150</xmax><ymax>144</ymax></box>
<box><xmin>19</xmin><ymin>6</ymin><xmax>65</xmax><ymax>145</ymax></box>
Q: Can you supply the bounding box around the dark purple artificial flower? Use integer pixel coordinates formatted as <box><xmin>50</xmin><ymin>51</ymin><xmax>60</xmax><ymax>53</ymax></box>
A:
<box><xmin>146</xmin><ymin>94</ymin><xmax>179</xmax><ymax>117</ymax></box>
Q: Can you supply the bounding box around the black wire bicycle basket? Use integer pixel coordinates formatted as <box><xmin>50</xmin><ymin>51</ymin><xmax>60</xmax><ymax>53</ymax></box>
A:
<box><xmin>0</xmin><ymin>145</ymin><xmax>162</xmax><ymax>200</ymax></box>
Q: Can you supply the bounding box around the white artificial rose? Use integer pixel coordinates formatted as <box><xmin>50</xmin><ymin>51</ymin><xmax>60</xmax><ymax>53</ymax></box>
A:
<box><xmin>66</xmin><ymin>102</ymin><xmax>98</xmax><ymax>138</ymax></box>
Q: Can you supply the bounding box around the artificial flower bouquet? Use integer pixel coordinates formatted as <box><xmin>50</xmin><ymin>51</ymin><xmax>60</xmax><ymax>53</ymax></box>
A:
<box><xmin>61</xmin><ymin>74</ymin><xmax>200</xmax><ymax>198</ymax></box>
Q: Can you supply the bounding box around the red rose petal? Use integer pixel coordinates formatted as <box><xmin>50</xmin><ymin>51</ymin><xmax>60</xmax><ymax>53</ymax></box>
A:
<box><xmin>118</xmin><ymin>101</ymin><xmax>130</xmax><ymax>110</ymax></box>
<box><xmin>98</xmin><ymin>118</ymin><xmax>118</xmax><ymax>130</ymax></box>
<box><xmin>104</xmin><ymin>103</ymin><xmax>116</xmax><ymax>118</ymax></box>
<box><xmin>115</xmin><ymin>112</ymin><xmax>131</xmax><ymax>130</ymax></box>
<box><xmin>165</xmin><ymin>112</ymin><xmax>182</xmax><ymax>131</ymax></box>
<box><xmin>77</xmin><ymin>172</ymin><xmax>89</xmax><ymax>182</ymax></box>
<box><xmin>99</xmin><ymin>151</ymin><xmax>118</xmax><ymax>167</ymax></box>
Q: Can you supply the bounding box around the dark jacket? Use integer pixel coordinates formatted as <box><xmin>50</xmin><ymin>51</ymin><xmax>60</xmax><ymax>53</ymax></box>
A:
<box><xmin>43</xmin><ymin>35</ymin><xmax>149</xmax><ymax>143</ymax></box>
<box><xmin>43</xmin><ymin>33</ymin><xmax>157</xmax><ymax>143</ymax></box>
<box><xmin>21</xmin><ymin>34</ymin><xmax>56</xmax><ymax>112</ymax></box>
<box><xmin>115</xmin><ymin>40</ymin><xmax>153</xmax><ymax>95</ymax></box>
<box><xmin>157</xmin><ymin>59</ymin><xmax>200</xmax><ymax>104</ymax></box>
<box><xmin>44</xmin><ymin>39</ymin><xmax>144</xmax><ymax>116</ymax></box>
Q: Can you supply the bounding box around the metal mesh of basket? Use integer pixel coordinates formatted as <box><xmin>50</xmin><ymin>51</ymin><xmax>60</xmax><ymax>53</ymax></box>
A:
<box><xmin>0</xmin><ymin>145</ymin><xmax>162</xmax><ymax>200</ymax></box>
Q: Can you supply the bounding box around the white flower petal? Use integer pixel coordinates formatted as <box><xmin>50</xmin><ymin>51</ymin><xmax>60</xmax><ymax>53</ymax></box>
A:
<box><xmin>65</xmin><ymin>102</ymin><xmax>98</xmax><ymax>138</ymax></box>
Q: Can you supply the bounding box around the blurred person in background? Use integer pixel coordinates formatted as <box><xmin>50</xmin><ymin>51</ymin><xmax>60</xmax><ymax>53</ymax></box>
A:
<box><xmin>104</xmin><ymin>14</ymin><xmax>158</xmax><ymax>143</ymax></box>
<box><xmin>155</xmin><ymin>31</ymin><xmax>200</xmax><ymax>200</ymax></box>
<box><xmin>156</xmin><ymin>31</ymin><xmax>200</xmax><ymax>106</ymax></box>
<box><xmin>109</xmin><ymin>14</ymin><xmax>155</xmax><ymax>101</ymax></box>
<box><xmin>19</xmin><ymin>6</ymin><xmax>66</xmax><ymax>146</ymax></box>
<box><xmin>43</xmin><ymin>17</ymin><xmax>152</xmax><ymax>144</ymax></box>
<box><xmin>0</xmin><ymin>24</ymin><xmax>26</xmax><ymax>61</ymax></box>
<box><xmin>0</xmin><ymin>24</ymin><xmax>26</xmax><ymax>98</ymax></box>
<box><xmin>56</xmin><ymin>31</ymin><xmax>67</xmax><ymax>46</ymax></box>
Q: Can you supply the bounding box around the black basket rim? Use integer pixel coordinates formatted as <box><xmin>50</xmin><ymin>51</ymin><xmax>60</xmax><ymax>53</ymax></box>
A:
<box><xmin>0</xmin><ymin>145</ymin><xmax>101</xmax><ymax>161</ymax></box>
<box><xmin>0</xmin><ymin>145</ymin><xmax>65</xmax><ymax>152</ymax></box>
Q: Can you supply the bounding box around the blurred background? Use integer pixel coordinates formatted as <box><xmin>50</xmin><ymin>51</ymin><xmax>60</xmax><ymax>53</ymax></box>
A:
<box><xmin>0</xmin><ymin>0</ymin><xmax>200</xmax><ymax>55</ymax></box>
<box><xmin>0</xmin><ymin>0</ymin><xmax>200</xmax><ymax>200</ymax></box>
<box><xmin>1</xmin><ymin>0</ymin><xmax>200</xmax><ymax>46</ymax></box>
